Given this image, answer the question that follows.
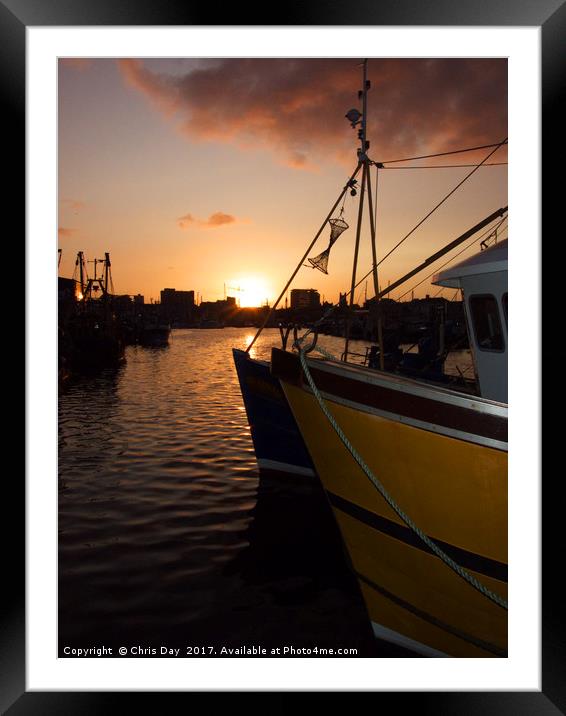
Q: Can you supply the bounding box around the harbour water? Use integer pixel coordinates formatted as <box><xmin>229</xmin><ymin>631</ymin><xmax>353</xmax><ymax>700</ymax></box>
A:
<box><xmin>58</xmin><ymin>328</ymin><xmax>473</xmax><ymax>658</ymax></box>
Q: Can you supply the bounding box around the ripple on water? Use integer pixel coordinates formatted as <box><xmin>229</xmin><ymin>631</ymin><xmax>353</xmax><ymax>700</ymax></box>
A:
<box><xmin>59</xmin><ymin>328</ymin><xmax>384</xmax><ymax>656</ymax></box>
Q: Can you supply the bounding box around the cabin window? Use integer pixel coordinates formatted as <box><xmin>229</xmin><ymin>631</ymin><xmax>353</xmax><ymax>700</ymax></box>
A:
<box><xmin>470</xmin><ymin>294</ymin><xmax>504</xmax><ymax>351</ymax></box>
<box><xmin>502</xmin><ymin>293</ymin><xmax>508</xmax><ymax>325</ymax></box>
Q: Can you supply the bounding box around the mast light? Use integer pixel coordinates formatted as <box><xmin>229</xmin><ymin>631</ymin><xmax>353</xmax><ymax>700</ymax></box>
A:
<box><xmin>345</xmin><ymin>108</ymin><xmax>363</xmax><ymax>128</ymax></box>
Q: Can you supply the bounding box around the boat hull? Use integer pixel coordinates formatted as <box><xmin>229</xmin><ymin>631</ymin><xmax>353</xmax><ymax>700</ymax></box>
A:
<box><xmin>272</xmin><ymin>348</ymin><xmax>507</xmax><ymax>657</ymax></box>
<box><xmin>232</xmin><ymin>348</ymin><xmax>315</xmax><ymax>479</ymax></box>
<box><xmin>138</xmin><ymin>326</ymin><xmax>171</xmax><ymax>347</ymax></box>
<box><xmin>67</xmin><ymin>315</ymin><xmax>125</xmax><ymax>371</ymax></box>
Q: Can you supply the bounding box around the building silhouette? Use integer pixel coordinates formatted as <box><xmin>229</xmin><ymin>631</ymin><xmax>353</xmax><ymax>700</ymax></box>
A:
<box><xmin>290</xmin><ymin>288</ymin><xmax>321</xmax><ymax>310</ymax></box>
<box><xmin>160</xmin><ymin>288</ymin><xmax>195</xmax><ymax>325</ymax></box>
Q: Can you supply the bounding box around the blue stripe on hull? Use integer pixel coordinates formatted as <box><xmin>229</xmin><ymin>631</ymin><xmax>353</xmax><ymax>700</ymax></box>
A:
<box><xmin>232</xmin><ymin>348</ymin><xmax>314</xmax><ymax>474</ymax></box>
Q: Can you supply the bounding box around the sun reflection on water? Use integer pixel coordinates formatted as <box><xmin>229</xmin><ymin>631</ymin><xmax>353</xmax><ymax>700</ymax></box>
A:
<box><xmin>244</xmin><ymin>333</ymin><xmax>259</xmax><ymax>359</ymax></box>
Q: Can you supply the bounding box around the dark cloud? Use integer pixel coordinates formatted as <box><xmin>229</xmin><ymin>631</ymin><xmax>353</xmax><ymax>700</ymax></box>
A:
<box><xmin>59</xmin><ymin>59</ymin><xmax>94</xmax><ymax>71</ymax></box>
<box><xmin>177</xmin><ymin>212</ymin><xmax>238</xmax><ymax>230</ymax></box>
<box><xmin>119</xmin><ymin>58</ymin><xmax>507</xmax><ymax>169</ymax></box>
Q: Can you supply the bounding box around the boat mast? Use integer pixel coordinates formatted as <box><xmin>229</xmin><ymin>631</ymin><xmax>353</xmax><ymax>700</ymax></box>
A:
<box><xmin>344</xmin><ymin>60</ymin><xmax>371</xmax><ymax>362</ymax></box>
<box><xmin>364</xmin><ymin>147</ymin><xmax>385</xmax><ymax>369</ymax></box>
<box><xmin>103</xmin><ymin>252</ymin><xmax>114</xmax><ymax>298</ymax></box>
<box><xmin>343</xmin><ymin>60</ymin><xmax>387</xmax><ymax>367</ymax></box>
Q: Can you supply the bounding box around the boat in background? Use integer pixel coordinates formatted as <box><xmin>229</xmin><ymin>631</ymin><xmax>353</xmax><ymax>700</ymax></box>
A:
<box><xmin>138</xmin><ymin>323</ymin><xmax>171</xmax><ymax>347</ymax></box>
<box><xmin>63</xmin><ymin>251</ymin><xmax>126</xmax><ymax>372</ymax></box>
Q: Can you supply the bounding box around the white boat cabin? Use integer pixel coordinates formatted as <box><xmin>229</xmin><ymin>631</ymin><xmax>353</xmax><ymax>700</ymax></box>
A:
<box><xmin>433</xmin><ymin>240</ymin><xmax>507</xmax><ymax>403</ymax></box>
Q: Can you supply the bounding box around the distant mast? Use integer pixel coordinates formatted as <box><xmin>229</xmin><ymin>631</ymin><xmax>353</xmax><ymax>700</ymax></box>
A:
<box><xmin>104</xmin><ymin>253</ymin><xmax>111</xmax><ymax>295</ymax></box>
<box><xmin>76</xmin><ymin>251</ymin><xmax>86</xmax><ymax>295</ymax></box>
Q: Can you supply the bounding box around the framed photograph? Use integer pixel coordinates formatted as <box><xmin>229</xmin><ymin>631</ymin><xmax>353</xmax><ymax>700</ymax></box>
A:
<box><xmin>11</xmin><ymin>0</ymin><xmax>559</xmax><ymax>708</ymax></box>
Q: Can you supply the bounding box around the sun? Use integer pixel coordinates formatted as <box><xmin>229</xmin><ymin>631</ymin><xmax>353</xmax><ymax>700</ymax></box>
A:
<box><xmin>228</xmin><ymin>277</ymin><xmax>271</xmax><ymax>308</ymax></box>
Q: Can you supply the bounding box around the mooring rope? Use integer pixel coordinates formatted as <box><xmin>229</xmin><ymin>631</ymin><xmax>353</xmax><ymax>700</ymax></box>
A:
<box><xmin>294</xmin><ymin>341</ymin><xmax>508</xmax><ymax>610</ymax></box>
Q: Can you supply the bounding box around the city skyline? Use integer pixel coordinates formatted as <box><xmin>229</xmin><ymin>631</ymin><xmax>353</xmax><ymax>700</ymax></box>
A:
<box><xmin>58</xmin><ymin>58</ymin><xmax>508</xmax><ymax>306</ymax></box>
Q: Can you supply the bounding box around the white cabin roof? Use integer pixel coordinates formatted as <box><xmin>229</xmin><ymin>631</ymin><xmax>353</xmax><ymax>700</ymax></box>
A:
<box><xmin>433</xmin><ymin>239</ymin><xmax>507</xmax><ymax>288</ymax></box>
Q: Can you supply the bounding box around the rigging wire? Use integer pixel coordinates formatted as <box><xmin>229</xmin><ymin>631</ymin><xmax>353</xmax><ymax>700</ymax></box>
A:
<box><xmin>382</xmin><ymin>162</ymin><xmax>507</xmax><ymax>170</ymax></box>
<box><xmin>339</xmin><ymin>187</ymin><xmax>348</xmax><ymax>216</ymax></box>
<box><xmin>339</xmin><ymin>139</ymin><xmax>508</xmax><ymax>305</ymax></box>
<box><xmin>289</xmin><ymin>145</ymin><xmax>507</xmax><ymax>342</ymax></box>
<box><xmin>299</xmin><ymin>214</ymin><xmax>507</xmax><ymax>352</ymax></box>
<box><xmin>305</xmin><ymin>210</ymin><xmax>507</xmax><ymax>338</ymax></box>
<box><xmin>373</xmin><ymin>164</ymin><xmax>379</xmax><ymax>244</ymax></box>
<box><xmin>399</xmin><ymin>217</ymin><xmax>508</xmax><ymax>301</ymax></box>
<box><xmin>374</xmin><ymin>138</ymin><xmax>507</xmax><ymax>272</ymax></box>
<box><xmin>432</xmin><ymin>230</ymin><xmax>507</xmax><ymax>301</ymax></box>
<box><xmin>376</xmin><ymin>139</ymin><xmax>508</xmax><ymax>165</ymax></box>
<box><xmin>396</xmin><ymin>215</ymin><xmax>508</xmax><ymax>301</ymax></box>
<box><xmin>335</xmin><ymin>138</ymin><xmax>510</xmax><ymax>306</ymax></box>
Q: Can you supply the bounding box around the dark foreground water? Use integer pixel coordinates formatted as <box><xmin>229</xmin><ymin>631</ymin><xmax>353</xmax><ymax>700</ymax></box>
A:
<box><xmin>59</xmin><ymin>329</ymin><xmax>377</xmax><ymax>658</ymax></box>
<box><xmin>59</xmin><ymin>328</ymin><xmax>474</xmax><ymax>659</ymax></box>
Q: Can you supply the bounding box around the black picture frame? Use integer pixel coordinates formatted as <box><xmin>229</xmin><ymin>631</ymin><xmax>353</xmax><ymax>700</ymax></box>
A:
<box><xmin>10</xmin><ymin>0</ymin><xmax>560</xmax><ymax>710</ymax></box>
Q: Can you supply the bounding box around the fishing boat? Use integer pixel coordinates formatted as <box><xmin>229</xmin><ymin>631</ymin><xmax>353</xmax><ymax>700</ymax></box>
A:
<box><xmin>233</xmin><ymin>347</ymin><xmax>315</xmax><ymax>479</ymax></box>
<box><xmin>138</xmin><ymin>323</ymin><xmax>171</xmax><ymax>347</ymax></box>
<box><xmin>271</xmin><ymin>240</ymin><xmax>508</xmax><ymax>658</ymax></box>
<box><xmin>236</xmin><ymin>59</ymin><xmax>508</xmax><ymax>656</ymax></box>
<box><xmin>65</xmin><ymin>251</ymin><xmax>126</xmax><ymax>371</ymax></box>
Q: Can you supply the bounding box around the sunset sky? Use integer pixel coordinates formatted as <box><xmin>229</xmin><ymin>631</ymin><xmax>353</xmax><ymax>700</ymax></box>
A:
<box><xmin>58</xmin><ymin>58</ymin><xmax>508</xmax><ymax>307</ymax></box>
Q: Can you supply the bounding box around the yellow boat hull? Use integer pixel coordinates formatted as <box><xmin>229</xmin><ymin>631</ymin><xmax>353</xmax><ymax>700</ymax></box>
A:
<box><xmin>274</xmin><ymin>350</ymin><xmax>507</xmax><ymax>657</ymax></box>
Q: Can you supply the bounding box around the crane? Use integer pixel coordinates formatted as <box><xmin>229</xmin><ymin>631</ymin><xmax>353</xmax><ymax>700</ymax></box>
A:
<box><xmin>224</xmin><ymin>283</ymin><xmax>245</xmax><ymax>307</ymax></box>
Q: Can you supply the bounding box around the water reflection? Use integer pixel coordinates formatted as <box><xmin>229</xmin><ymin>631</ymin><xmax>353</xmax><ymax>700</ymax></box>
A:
<box><xmin>225</xmin><ymin>468</ymin><xmax>379</xmax><ymax>654</ymax></box>
<box><xmin>58</xmin><ymin>329</ymin><xmax>420</xmax><ymax>656</ymax></box>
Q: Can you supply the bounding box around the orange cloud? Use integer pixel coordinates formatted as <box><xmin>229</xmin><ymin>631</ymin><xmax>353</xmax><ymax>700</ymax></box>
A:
<box><xmin>207</xmin><ymin>212</ymin><xmax>236</xmax><ymax>227</ymax></box>
<box><xmin>177</xmin><ymin>212</ymin><xmax>238</xmax><ymax>230</ymax></box>
<box><xmin>60</xmin><ymin>198</ymin><xmax>86</xmax><ymax>212</ymax></box>
<box><xmin>118</xmin><ymin>58</ymin><xmax>507</xmax><ymax>169</ymax></box>
<box><xmin>58</xmin><ymin>227</ymin><xmax>78</xmax><ymax>238</ymax></box>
